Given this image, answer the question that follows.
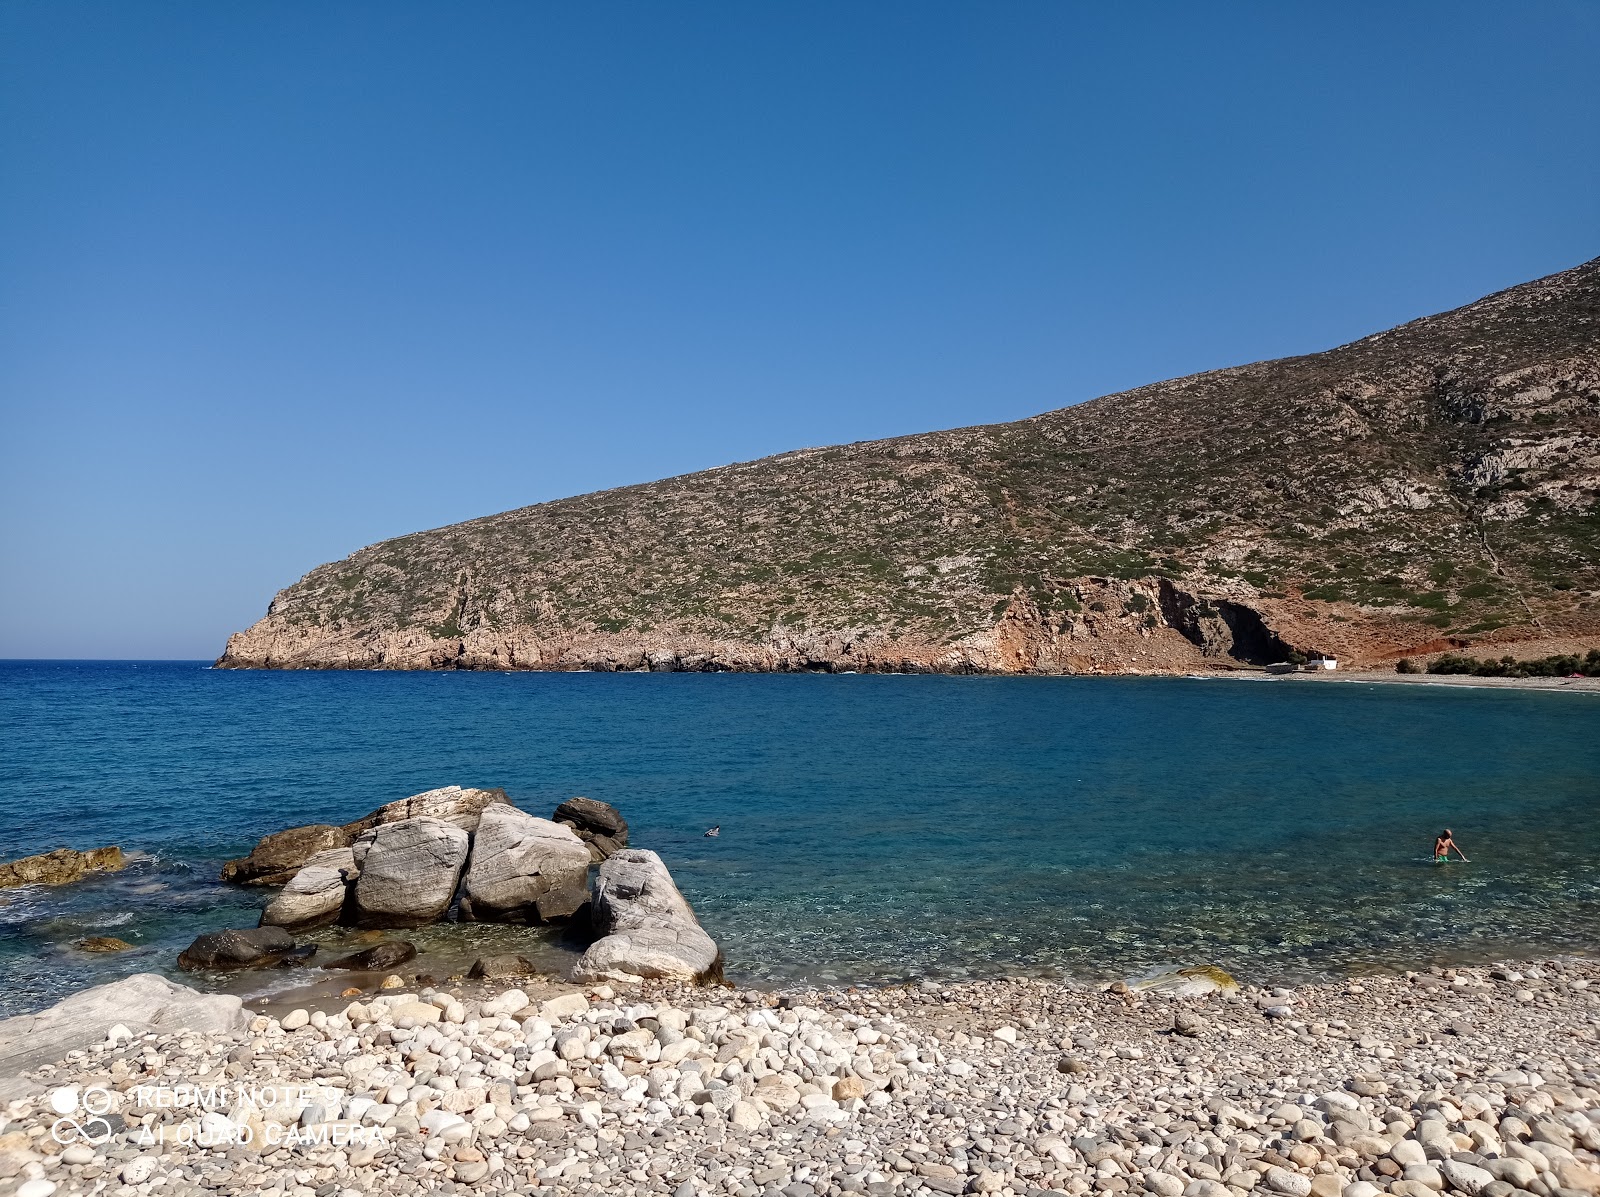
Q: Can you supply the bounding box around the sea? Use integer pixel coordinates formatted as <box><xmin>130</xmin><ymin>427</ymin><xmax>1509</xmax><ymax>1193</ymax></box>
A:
<box><xmin>1</xmin><ymin>660</ymin><xmax>1597</xmax><ymax>1017</ymax></box>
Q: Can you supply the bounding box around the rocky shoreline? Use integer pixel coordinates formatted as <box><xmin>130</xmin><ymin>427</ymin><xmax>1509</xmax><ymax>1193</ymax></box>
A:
<box><xmin>2</xmin><ymin>957</ymin><xmax>1599</xmax><ymax>1197</ymax></box>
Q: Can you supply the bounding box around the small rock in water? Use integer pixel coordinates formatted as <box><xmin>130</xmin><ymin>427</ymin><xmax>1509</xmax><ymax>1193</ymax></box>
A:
<box><xmin>176</xmin><ymin>926</ymin><xmax>298</xmax><ymax>970</ymax></box>
<box><xmin>74</xmin><ymin>936</ymin><xmax>133</xmax><ymax>952</ymax></box>
<box><xmin>467</xmin><ymin>953</ymin><xmax>536</xmax><ymax>979</ymax></box>
<box><xmin>324</xmin><ymin>940</ymin><xmax>417</xmax><ymax>970</ymax></box>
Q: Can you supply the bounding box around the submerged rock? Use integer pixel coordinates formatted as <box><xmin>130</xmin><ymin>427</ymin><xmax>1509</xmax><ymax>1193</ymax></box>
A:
<box><xmin>259</xmin><ymin>846</ymin><xmax>358</xmax><ymax>930</ymax></box>
<box><xmin>467</xmin><ymin>953</ymin><xmax>536</xmax><ymax>979</ymax></box>
<box><xmin>177</xmin><ymin>926</ymin><xmax>299</xmax><ymax>970</ymax></box>
<box><xmin>324</xmin><ymin>940</ymin><xmax>416</xmax><ymax>970</ymax></box>
<box><xmin>0</xmin><ymin>845</ymin><xmax>126</xmax><ymax>889</ymax></box>
<box><xmin>572</xmin><ymin>848</ymin><xmax>721</xmax><ymax>983</ymax></box>
<box><xmin>459</xmin><ymin>805</ymin><xmax>591</xmax><ymax>923</ymax></box>
<box><xmin>1127</xmin><ymin>964</ymin><xmax>1241</xmax><ymax>997</ymax></box>
<box><xmin>350</xmin><ymin>816</ymin><xmax>468</xmax><ymax>927</ymax></box>
<box><xmin>73</xmin><ymin>936</ymin><xmax>133</xmax><ymax>952</ymax></box>
<box><xmin>553</xmin><ymin>796</ymin><xmax>630</xmax><ymax>861</ymax></box>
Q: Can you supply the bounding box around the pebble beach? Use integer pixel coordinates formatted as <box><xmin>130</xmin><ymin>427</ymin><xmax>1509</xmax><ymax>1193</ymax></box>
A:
<box><xmin>4</xmin><ymin>957</ymin><xmax>1599</xmax><ymax>1197</ymax></box>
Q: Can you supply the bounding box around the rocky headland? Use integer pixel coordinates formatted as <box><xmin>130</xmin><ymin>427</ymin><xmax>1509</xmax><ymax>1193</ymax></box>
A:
<box><xmin>2</xmin><ymin>957</ymin><xmax>1597</xmax><ymax>1197</ymax></box>
<box><xmin>218</xmin><ymin>258</ymin><xmax>1600</xmax><ymax>677</ymax></box>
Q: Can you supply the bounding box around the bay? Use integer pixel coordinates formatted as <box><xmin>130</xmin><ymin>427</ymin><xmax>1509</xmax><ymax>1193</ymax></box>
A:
<box><xmin>1</xmin><ymin>660</ymin><xmax>1596</xmax><ymax>1015</ymax></box>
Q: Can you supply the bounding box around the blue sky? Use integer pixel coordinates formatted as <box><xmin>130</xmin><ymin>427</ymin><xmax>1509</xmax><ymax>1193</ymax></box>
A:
<box><xmin>2</xmin><ymin>3</ymin><xmax>1597</xmax><ymax>659</ymax></box>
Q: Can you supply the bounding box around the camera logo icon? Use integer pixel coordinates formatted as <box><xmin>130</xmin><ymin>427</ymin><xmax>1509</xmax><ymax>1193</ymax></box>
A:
<box><xmin>49</xmin><ymin>1086</ymin><xmax>115</xmax><ymax>1145</ymax></box>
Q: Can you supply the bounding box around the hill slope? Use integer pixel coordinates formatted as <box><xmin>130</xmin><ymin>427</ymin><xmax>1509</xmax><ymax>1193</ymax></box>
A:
<box><xmin>220</xmin><ymin>259</ymin><xmax>1600</xmax><ymax>674</ymax></box>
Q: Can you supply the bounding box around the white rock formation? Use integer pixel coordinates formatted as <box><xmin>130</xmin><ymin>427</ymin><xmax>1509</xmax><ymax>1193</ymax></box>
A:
<box><xmin>351</xmin><ymin>816</ymin><xmax>468</xmax><ymax>927</ymax></box>
<box><xmin>572</xmin><ymin>849</ymin><xmax>720</xmax><ymax>982</ymax></box>
<box><xmin>459</xmin><ymin>806</ymin><xmax>591</xmax><ymax>923</ymax></box>
<box><xmin>260</xmin><ymin>846</ymin><xmax>357</xmax><ymax>930</ymax></box>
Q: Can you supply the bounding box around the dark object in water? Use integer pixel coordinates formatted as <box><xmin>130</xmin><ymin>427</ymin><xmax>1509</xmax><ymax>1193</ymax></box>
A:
<box><xmin>324</xmin><ymin>941</ymin><xmax>418</xmax><ymax>971</ymax></box>
<box><xmin>178</xmin><ymin>927</ymin><xmax>298</xmax><ymax>970</ymax></box>
<box><xmin>468</xmin><ymin>953</ymin><xmax>535</xmax><ymax>979</ymax></box>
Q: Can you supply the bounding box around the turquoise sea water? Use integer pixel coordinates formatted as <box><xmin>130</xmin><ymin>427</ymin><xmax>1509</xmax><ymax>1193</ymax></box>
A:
<box><xmin>1</xmin><ymin>660</ymin><xmax>1597</xmax><ymax>1016</ymax></box>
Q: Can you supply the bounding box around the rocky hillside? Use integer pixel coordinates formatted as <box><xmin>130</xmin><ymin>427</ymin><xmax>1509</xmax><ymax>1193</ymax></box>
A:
<box><xmin>219</xmin><ymin>258</ymin><xmax>1600</xmax><ymax>673</ymax></box>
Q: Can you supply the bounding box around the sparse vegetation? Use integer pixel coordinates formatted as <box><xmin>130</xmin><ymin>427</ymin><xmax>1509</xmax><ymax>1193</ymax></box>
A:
<box><xmin>1427</xmin><ymin>650</ymin><xmax>1600</xmax><ymax>678</ymax></box>
<box><xmin>223</xmin><ymin>258</ymin><xmax>1600</xmax><ymax>668</ymax></box>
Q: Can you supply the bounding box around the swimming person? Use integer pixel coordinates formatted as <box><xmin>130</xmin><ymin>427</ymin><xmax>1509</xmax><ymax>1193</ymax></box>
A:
<box><xmin>704</xmin><ymin>825</ymin><xmax>720</xmax><ymax>838</ymax></box>
<box><xmin>1433</xmin><ymin>828</ymin><xmax>1469</xmax><ymax>863</ymax></box>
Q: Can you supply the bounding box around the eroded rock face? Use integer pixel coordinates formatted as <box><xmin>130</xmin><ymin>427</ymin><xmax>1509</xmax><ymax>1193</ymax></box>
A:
<box><xmin>0</xmin><ymin>974</ymin><xmax>247</xmax><ymax>1096</ymax></box>
<box><xmin>572</xmin><ymin>849</ymin><xmax>721</xmax><ymax>983</ymax></box>
<box><xmin>176</xmin><ymin>927</ymin><xmax>298</xmax><ymax>970</ymax></box>
<box><xmin>458</xmin><ymin>806</ymin><xmax>591</xmax><ymax>924</ymax></box>
<box><xmin>553</xmin><ymin>796</ymin><xmax>629</xmax><ymax>861</ymax></box>
<box><xmin>221</xmin><ymin>824</ymin><xmax>352</xmax><ymax>886</ymax></box>
<box><xmin>221</xmin><ymin>786</ymin><xmax>512</xmax><ymax>886</ymax></box>
<box><xmin>350</xmin><ymin>816</ymin><xmax>469</xmax><ymax>927</ymax></box>
<box><xmin>259</xmin><ymin>847</ymin><xmax>357</xmax><ymax>930</ymax></box>
<box><xmin>0</xmin><ymin>846</ymin><xmax>125</xmax><ymax>889</ymax></box>
<box><xmin>365</xmin><ymin>785</ymin><xmax>510</xmax><ymax>833</ymax></box>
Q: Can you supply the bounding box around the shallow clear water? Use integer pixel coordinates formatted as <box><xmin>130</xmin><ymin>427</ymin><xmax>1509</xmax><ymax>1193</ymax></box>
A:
<box><xmin>1</xmin><ymin>661</ymin><xmax>1597</xmax><ymax>1015</ymax></box>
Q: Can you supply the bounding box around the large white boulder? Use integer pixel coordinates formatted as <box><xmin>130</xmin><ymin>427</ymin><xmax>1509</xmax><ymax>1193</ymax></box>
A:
<box><xmin>0</xmin><ymin>974</ymin><xmax>248</xmax><ymax>1098</ymax></box>
<box><xmin>260</xmin><ymin>846</ymin><xmax>357</xmax><ymax>930</ymax></box>
<box><xmin>572</xmin><ymin>849</ymin><xmax>721</xmax><ymax>983</ymax></box>
<box><xmin>459</xmin><ymin>806</ymin><xmax>591</xmax><ymax>923</ymax></box>
<box><xmin>351</xmin><ymin>816</ymin><xmax>468</xmax><ymax>927</ymax></box>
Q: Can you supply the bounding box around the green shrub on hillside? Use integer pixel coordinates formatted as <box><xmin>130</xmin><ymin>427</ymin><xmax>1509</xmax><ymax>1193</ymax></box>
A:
<box><xmin>1427</xmin><ymin>649</ymin><xmax>1600</xmax><ymax>678</ymax></box>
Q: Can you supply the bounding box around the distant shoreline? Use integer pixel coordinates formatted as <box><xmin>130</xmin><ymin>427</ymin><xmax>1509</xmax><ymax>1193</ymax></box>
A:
<box><xmin>1279</xmin><ymin>669</ymin><xmax>1600</xmax><ymax>694</ymax></box>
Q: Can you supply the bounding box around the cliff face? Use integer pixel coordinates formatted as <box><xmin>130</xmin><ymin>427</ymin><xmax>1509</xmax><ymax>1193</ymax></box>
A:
<box><xmin>220</xmin><ymin>259</ymin><xmax>1600</xmax><ymax>674</ymax></box>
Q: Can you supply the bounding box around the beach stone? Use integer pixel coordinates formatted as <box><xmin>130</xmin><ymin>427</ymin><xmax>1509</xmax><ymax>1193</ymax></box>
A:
<box><xmin>730</xmin><ymin>1100</ymin><xmax>765</xmax><ymax>1131</ymax></box>
<box><xmin>0</xmin><ymin>845</ymin><xmax>125</xmax><ymax>889</ymax></box>
<box><xmin>1266</xmin><ymin>1168</ymin><xmax>1313</xmax><ymax>1197</ymax></box>
<box><xmin>15</xmin><ymin>1179</ymin><xmax>56</xmax><ymax>1197</ymax></box>
<box><xmin>1311</xmin><ymin>1178</ymin><xmax>1344</xmax><ymax>1197</ymax></box>
<box><xmin>177</xmin><ymin>926</ymin><xmax>298</xmax><ymax>970</ymax></box>
<box><xmin>1440</xmin><ymin>1161</ymin><xmax>1495</xmax><ymax>1196</ymax></box>
<box><xmin>1405</xmin><ymin>1165</ymin><xmax>1445</xmax><ymax>1190</ymax></box>
<box><xmin>572</xmin><ymin>849</ymin><xmax>722</xmax><ymax>983</ymax></box>
<box><xmin>281</xmin><ymin>1008</ymin><xmax>310</xmax><ymax>1030</ymax></box>
<box><xmin>552</xmin><ymin>797</ymin><xmax>630</xmax><ymax>860</ymax></box>
<box><xmin>351</xmin><ymin>816</ymin><xmax>469</xmax><ymax>927</ymax></box>
<box><xmin>0</xmin><ymin>973</ymin><xmax>246</xmax><ymax>1096</ymax></box>
<box><xmin>222</xmin><ymin>823</ymin><xmax>352</xmax><ymax>885</ymax></box>
<box><xmin>324</xmin><ymin>939</ymin><xmax>417</xmax><ymax>970</ymax></box>
<box><xmin>1554</xmin><ymin>1163</ymin><xmax>1600</xmax><ymax>1195</ymax></box>
<box><xmin>969</xmin><ymin>1169</ymin><xmax>1005</xmax><ymax>1194</ymax></box>
<box><xmin>1174</xmin><ymin>1009</ymin><xmax>1210</xmax><ymax>1036</ymax></box>
<box><xmin>1391</xmin><ymin>1141</ymin><xmax>1430</xmax><ymax>1168</ymax></box>
<box><xmin>260</xmin><ymin>847</ymin><xmax>358</xmax><ymax>930</ymax></box>
<box><xmin>1486</xmin><ymin>1161</ymin><xmax>1538</xmax><ymax>1189</ymax></box>
<box><xmin>1345</xmin><ymin>1185</ymin><xmax>1382</xmax><ymax>1197</ymax></box>
<box><xmin>541</xmin><ymin>993</ymin><xmax>589</xmax><ymax>1020</ymax></box>
<box><xmin>459</xmin><ymin>805</ymin><xmax>592</xmax><ymax>923</ymax></box>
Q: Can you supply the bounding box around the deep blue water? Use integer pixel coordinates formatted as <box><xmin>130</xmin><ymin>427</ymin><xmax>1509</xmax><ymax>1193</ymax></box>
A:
<box><xmin>2</xmin><ymin>660</ymin><xmax>1598</xmax><ymax>1016</ymax></box>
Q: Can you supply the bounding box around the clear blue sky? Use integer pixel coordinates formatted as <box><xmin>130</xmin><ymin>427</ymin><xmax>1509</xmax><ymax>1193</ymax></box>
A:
<box><xmin>2</xmin><ymin>3</ymin><xmax>1597</xmax><ymax>659</ymax></box>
